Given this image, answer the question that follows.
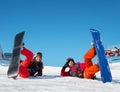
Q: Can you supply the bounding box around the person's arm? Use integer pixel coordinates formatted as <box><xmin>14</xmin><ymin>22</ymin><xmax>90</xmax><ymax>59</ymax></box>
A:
<box><xmin>60</xmin><ymin>63</ymin><xmax>71</xmax><ymax>76</ymax></box>
<box><xmin>37</xmin><ymin>62</ymin><xmax>43</xmax><ymax>76</ymax></box>
<box><xmin>60</xmin><ymin>68</ymin><xmax>71</xmax><ymax>76</ymax></box>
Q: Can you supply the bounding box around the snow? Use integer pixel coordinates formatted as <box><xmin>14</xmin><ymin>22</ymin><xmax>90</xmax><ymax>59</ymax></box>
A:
<box><xmin>0</xmin><ymin>60</ymin><xmax>120</xmax><ymax>92</ymax></box>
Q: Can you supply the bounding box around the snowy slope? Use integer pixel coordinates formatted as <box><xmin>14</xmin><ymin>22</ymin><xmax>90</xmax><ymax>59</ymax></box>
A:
<box><xmin>0</xmin><ymin>60</ymin><xmax>120</xmax><ymax>92</ymax></box>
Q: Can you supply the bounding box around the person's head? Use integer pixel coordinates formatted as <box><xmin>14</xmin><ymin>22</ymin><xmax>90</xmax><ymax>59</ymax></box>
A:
<box><xmin>33</xmin><ymin>52</ymin><xmax>42</xmax><ymax>62</ymax></box>
<box><xmin>66</xmin><ymin>57</ymin><xmax>75</xmax><ymax>67</ymax></box>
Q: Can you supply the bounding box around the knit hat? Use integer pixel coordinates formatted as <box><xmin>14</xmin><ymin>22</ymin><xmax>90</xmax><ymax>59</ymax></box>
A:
<box><xmin>66</xmin><ymin>57</ymin><xmax>75</xmax><ymax>65</ymax></box>
<box><xmin>34</xmin><ymin>52</ymin><xmax>42</xmax><ymax>58</ymax></box>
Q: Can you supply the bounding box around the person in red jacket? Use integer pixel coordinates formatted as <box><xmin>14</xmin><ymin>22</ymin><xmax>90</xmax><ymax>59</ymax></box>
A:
<box><xmin>60</xmin><ymin>47</ymin><xmax>100</xmax><ymax>79</ymax></box>
<box><xmin>19</xmin><ymin>46</ymin><xmax>44</xmax><ymax>78</ymax></box>
<box><xmin>60</xmin><ymin>58</ymin><xmax>85</xmax><ymax>78</ymax></box>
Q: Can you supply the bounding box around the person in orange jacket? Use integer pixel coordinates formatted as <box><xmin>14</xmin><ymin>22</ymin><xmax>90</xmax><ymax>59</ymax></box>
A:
<box><xmin>19</xmin><ymin>46</ymin><xmax>44</xmax><ymax>78</ymax></box>
<box><xmin>61</xmin><ymin>47</ymin><xmax>100</xmax><ymax>79</ymax></box>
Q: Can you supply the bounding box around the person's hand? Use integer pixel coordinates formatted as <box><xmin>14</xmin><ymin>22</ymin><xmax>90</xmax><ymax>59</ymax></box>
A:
<box><xmin>78</xmin><ymin>73</ymin><xmax>83</xmax><ymax>78</ymax></box>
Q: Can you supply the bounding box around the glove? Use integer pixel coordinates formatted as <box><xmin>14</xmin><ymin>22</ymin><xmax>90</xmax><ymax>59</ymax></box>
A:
<box><xmin>22</xmin><ymin>42</ymin><xmax>25</xmax><ymax>46</ymax></box>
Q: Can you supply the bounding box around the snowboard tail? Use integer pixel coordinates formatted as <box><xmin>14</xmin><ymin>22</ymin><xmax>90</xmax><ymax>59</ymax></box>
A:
<box><xmin>7</xmin><ymin>32</ymin><xmax>25</xmax><ymax>78</ymax></box>
<box><xmin>90</xmin><ymin>29</ymin><xmax>112</xmax><ymax>83</ymax></box>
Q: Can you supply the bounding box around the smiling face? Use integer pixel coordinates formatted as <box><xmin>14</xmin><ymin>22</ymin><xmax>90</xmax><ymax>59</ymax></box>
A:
<box><xmin>34</xmin><ymin>52</ymin><xmax>42</xmax><ymax>62</ymax></box>
<box><xmin>35</xmin><ymin>55</ymin><xmax>42</xmax><ymax>62</ymax></box>
<box><xmin>68</xmin><ymin>60</ymin><xmax>74</xmax><ymax>67</ymax></box>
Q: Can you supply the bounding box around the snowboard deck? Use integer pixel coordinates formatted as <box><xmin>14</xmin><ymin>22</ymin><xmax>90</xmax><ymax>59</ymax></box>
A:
<box><xmin>90</xmin><ymin>29</ymin><xmax>112</xmax><ymax>83</ymax></box>
<box><xmin>7</xmin><ymin>32</ymin><xmax>25</xmax><ymax>78</ymax></box>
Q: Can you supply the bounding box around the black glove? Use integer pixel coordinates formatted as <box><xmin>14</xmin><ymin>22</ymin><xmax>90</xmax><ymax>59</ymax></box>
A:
<box><xmin>22</xmin><ymin>42</ymin><xmax>25</xmax><ymax>46</ymax></box>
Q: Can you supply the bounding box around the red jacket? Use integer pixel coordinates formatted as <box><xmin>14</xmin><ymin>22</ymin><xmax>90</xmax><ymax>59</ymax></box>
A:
<box><xmin>60</xmin><ymin>68</ymin><xmax>71</xmax><ymax>76</ymax></box>
<box><xmin>60</xmin><ymin>62</ymin><xmax>85</xmax><ymax>77</ymax></box>
<box><xmin>70</xmin><ymin>62</ymin><xmax>85</xmax><ymax>73</ymax></box>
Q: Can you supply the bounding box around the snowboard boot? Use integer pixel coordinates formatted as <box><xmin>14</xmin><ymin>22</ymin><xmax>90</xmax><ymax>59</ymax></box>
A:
<box><xmin>91</xmin><ymin>41</ymin><xmax>96</xmax><ymax>54</ymax></box>
<box><xmin>95</xmin><ymin>60</ymin><xmax>100</xmax><ymax>68</ymax></box>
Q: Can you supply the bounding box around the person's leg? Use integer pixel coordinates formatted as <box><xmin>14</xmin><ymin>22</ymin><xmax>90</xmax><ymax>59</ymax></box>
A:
<box><xmin>19</xmin><ymin>47</ymin><xmax>33</xmax><ymax>78</ymax></box>
<box><xmin>19</xmin><ymin>65</ymin><xmax>30</xmax><ymax>78</ymax></box>
<box><xmin>20</xmin><ymin>47</ymin><xmax>33</xmax><ymax>67</ymax></box>
<box><xmin>84</xmin><ymin>64</ymin><xmax>99</xmax><ymax>79</ymax></box>
<box><xmin>83</xmin><ymin>47</ymin><xmax>100</xmax><ymax>79</ymax></box>
<box><xmin>84</xmin><ymin>48</ymin><xmax>96</xmax><ymax>68</ymax></box>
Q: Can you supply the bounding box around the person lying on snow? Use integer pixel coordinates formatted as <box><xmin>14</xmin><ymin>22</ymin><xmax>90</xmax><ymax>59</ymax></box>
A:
<box><xmin>60</xmin><ymin>47</ymin><xmax>100</xmax><ymax>79</ymax></box>
<box><xmin>19</xmin><ymin>46</ymin><xmax>44</xmax><ymax>78</ymax></box>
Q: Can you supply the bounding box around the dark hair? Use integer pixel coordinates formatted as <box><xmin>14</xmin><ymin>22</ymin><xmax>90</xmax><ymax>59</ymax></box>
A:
<box><xmin>66</xmin><ymin>57</ymin><xmax>75</xmax><ymax>66</ymax></box>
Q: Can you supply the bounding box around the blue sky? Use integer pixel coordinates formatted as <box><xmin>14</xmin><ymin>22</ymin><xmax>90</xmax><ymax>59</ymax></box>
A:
<box><xmin>0</xmin><ymin>0</ymin><xmax>120</xmax><ymax>66</ymax></box>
